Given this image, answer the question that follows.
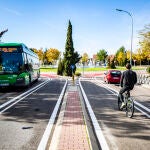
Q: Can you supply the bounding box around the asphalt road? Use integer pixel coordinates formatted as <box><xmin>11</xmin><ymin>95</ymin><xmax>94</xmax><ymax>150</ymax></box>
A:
<box><xmin>0</xmin><ymin>77</ymin><xmax>149</xmax><ymax>150</ymax></box>
<box><xmin>80</xmin><ymin>79</ymin><xmax>150</xmax><ymax>150</ymax></box>
<box><xmin>0</xmin><ymin>78</ymin><xmax>65</xmax><ymax>150</ymax></box>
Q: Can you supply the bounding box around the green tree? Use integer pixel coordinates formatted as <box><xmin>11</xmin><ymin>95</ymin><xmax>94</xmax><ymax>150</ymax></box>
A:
<box><xmin>57</xmin><ymin>58</ymin><xmax>64</xmax><ymax>75</ymax></box>
<box><xmin>63</xmin><ymin>20</ymin><xmax>81</xmax><ymax>76</ymax></box>
<box><xmin>97</xmin><ymin>49</ymin><xmax>108</xmax><ymax>64</ymax></box>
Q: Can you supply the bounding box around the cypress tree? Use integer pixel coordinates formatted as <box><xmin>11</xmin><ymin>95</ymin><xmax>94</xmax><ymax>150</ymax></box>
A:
<box><xmin>57</xmin><ymin>58</ymin><xmax>64</xmax><ymax>75</ymax></box>
<box><xmin>63</xmin><ymin>20</ymin><xmax>81</xmax><ymax>76</ymax></box>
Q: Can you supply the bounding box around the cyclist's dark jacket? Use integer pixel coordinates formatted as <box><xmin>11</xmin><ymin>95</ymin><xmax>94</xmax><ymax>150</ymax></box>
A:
<box><xmin>120</xmin><ymin>69</ymin><xmax>137</xmax><ymax>90</ymax></box>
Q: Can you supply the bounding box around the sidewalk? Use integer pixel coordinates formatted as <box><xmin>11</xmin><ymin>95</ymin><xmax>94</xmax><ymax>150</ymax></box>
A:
<box><xmin>49</xmin><ymin>81</ymin><xmax>91</xmax><ymax>150</ymax></box>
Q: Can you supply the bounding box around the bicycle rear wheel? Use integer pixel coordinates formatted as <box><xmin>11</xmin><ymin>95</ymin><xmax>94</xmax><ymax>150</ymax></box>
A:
<box><xmin>126</xmin><ymin>97</ymin><xmax>134</xmax><ymax>118</ymax></box>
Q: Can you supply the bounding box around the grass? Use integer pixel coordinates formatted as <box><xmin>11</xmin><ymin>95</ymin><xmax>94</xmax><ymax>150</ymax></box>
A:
<box><xmin>40</xmin><ymin>68</ymin><xmax>57</xmax><ymax>72</ymax></box>
<box><xmin>40</xmin><ymin>66</ymin><xmax>147</xmax><ymax>73</ymax></box>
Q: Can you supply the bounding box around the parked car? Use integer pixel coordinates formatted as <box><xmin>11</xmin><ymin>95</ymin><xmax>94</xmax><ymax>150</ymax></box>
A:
<box><xmin>104</xmin><ymin>70</ymin><xmax>122</xmax><ymax>84</ymax></box>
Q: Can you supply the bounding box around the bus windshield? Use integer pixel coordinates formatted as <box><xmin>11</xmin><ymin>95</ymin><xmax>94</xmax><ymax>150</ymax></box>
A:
<box><xmin>0</xmin><ymin>52</ymin><xmax>23</xmax><ymax>74</ymax></box>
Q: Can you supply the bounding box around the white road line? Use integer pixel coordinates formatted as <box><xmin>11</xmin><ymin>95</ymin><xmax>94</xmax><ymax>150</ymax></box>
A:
<box><xmin>79</xmin><ymin>79</ymin><xmax>109</xmax><ymax>150</ymax></box>
<box><xmin>135</xmin><ymin>106</ymin><xmax>150</xmax><ymax>118</ymax></box>
<box><xmin>0</xmin><ymin>79</ymin><xmax>50</xmax><ymax>109</ymax></box>
<box><xmin>48</xmin><ymin>86</ymin><xmax>68</xmax><ymax>150</ymax></box>
<box><xmin>37</xmin><ymin>80</ymin><xmax>67</xmax><ymax>150</ymax></box>
<box><xmin>0</xmin><ymin>79</ymin><xmax>51</xmax><ymax>114</ymax></box>
<box><xmin>94</xmin><ymin>79</ymin><xmax>150</xmax><ymax>118</ymax></box>
<box><xmin>134</xmin><ymin>101</ymin><xmax>150</xmax><ymax>113</ymax></box>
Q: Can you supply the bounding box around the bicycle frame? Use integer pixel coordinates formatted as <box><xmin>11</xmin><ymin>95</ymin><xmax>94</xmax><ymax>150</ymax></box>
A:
<box><xmin>118</xmin><ymin>90</ymin><xmax>134</xmax><ymax>118</ymax></box>
<box><xmin>123</xmin><ymin>91</ymin><xmax>130</xmax><ymax>105</ymax></box>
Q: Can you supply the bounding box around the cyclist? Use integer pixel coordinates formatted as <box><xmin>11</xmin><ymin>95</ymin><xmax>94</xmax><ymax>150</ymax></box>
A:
<box><xmin>119</xmin><ymin>63</ymin><xmax>137</xmax><ymax>108</ymax></box>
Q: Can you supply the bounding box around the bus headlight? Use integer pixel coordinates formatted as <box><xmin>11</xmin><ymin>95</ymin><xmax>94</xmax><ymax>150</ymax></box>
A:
<box><xmin>16</xmin><ymin>77</ymin><xmax>26</xmax><ymax>86</ymax></box>
<box><xmin>16</xmin><ymin>78</ymin><xmax>25</xmax><ymax>83</ymax></box>
<box><xmin>16</xmin><ymin>78</ymin><xmax>24</xmax><ymax>81</ymax></box>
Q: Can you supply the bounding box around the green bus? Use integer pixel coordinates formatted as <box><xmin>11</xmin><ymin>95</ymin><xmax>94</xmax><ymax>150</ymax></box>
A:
<box><xmin>0</xmin><ymin>43</ymin><xmax>40</xmax><ymax>87</ymax></box>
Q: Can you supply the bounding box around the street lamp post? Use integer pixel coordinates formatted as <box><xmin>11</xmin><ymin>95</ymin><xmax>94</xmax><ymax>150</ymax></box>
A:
<box><xmin>0</xmin><ymin>29</ymin><xmax>8</xmax><ymax>42</ymax></box>
<box><xmin>116</xmin><ymin>9</ymin><xmax>133</xmax><ymax>66</ymax></box>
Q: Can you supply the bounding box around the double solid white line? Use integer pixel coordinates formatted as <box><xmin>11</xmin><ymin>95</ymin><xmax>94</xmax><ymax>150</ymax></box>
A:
<box><xmin>95</xmin><ymin>79</ymin><xmax>150</xmax><ymax>118</ymax></box>
<box><xmin>37</xmin><ymin>80</ymin><xmax>67</xmax><ymax>150</ymax></box>
<box><xmin>0</xmin><ymin>79</ymin><xmax>50</xmax><ymax>114</ymax></box>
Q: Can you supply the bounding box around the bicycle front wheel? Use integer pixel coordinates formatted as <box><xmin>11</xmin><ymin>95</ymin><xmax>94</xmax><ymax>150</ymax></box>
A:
<box><xmin>126</xmin><ymin>97</ymin><xmax>134</xmax><ymax>118</ymax></box>
<box><xmin>118</xmin><ymin>96</ymin><xmax>123</xmax><ymax>111</ymax></box>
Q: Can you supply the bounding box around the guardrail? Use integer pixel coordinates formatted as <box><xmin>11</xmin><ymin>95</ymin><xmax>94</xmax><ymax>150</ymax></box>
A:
<box><xmin>137</xmin><ymin>74</ymin><xmax>150</xmax><ymax>85</ymax></box>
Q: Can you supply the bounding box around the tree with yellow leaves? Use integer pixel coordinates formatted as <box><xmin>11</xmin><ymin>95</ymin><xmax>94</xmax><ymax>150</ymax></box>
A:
<box><xmin>115</xmin><ymin>46</ymin><xmax>126</xmax><ymax>66</ymax></box>
<box><xmin>138</xmin><ymin>24</ymin><xmax>150</xmax><ymax>65</ymax></box>
<box><xmin>46</xmin><ymin>48</ymin><xmax>60</xmax><ymax>65</ymax></box>
<box><xmin>81</xmin><ymin>53</ymin><xmax>89</xmax><ymax>65</ymax></box>
<box><xmin>31</xmin><ymin>48</ymin><xmax>44</xmax><ymax>65</ymax></box>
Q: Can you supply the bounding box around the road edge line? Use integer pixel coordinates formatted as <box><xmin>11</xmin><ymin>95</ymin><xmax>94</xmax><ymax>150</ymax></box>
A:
<box><xmin>37</xmin><ymin>80</ymin><xmax>67</xmax><ymax>150</ymax></box>
<box><xmin>79</xmin><ymin>79</ymin><xmax>109</xmax><ymax>150</ymax></box>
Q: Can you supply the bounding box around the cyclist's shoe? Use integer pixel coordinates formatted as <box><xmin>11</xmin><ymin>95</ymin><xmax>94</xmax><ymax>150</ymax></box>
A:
<box><xmin>120</xmin><ymin>102</ymin><xmax>125</xmax><ymax>109</ymax></box>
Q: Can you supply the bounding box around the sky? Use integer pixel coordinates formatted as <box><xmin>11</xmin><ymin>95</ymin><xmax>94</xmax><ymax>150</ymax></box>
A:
<box><xmin>0</xmin><ymin>0</ymin><xmax>150</xmax><ymax>57</ymax></box>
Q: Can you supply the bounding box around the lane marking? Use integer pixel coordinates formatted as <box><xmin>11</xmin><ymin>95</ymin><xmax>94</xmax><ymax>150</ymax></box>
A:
<box><xmin>134</xmin><ymin>101</ymin><xmax>150</xmax><ymax>113</ymax></box>
<box><xmin>37</xmin><ymin>80</ymin><xmax>67</xmax><ymax>150</ymax></box>
<box><xmin>48</xmin><ymin>90</ymin><xmax>68</xmax><ymax>150</ymax></box>
<box><xmin>93</xmin><ymin>79</ymin><xmax>150</xmax><ymax>118</ymax></box>
<box><xmin>0</xmin><ymin>79</ymin><xmax>50</xmax><ymax>109</ymax></box>
<box><xmin>0</xmin><ymin>79</ymin><xmax>51</xmax><ymax>114</ymax></box>
<box><xmin>135</xmin><ymin>106</ymin><xmax>150</xmax><ymax>118</ymax></box>
<box><xmin>79</xmin><ymin>79</ymin><xmax>109</xmax><ymax>150</ymax></box>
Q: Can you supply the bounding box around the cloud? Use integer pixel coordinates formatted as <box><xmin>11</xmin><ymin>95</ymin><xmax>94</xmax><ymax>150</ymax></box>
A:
<box><xmin>4</xmin><ymin>7</ymin><xmax>22</xmax><ymax>16</ymax></box>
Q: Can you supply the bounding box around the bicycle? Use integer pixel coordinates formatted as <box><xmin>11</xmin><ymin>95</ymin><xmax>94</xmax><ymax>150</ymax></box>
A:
<box><xmin>118</xmin><ymin>91</ymin><xmax>135</xmax><ymax>118</ymax></box>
